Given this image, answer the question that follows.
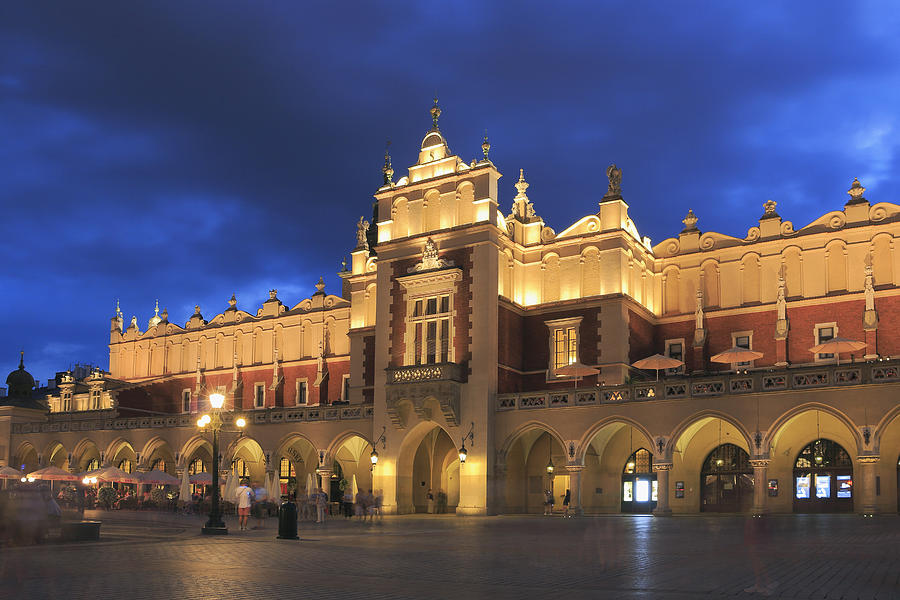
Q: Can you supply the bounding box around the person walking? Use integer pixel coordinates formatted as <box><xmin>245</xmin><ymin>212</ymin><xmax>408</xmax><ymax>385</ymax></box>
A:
<box><xmin>235</xmin><ymin>479</ymin><xmax>254</xmax><ymax>531</ymax></box>
<box><xmin>426</xmin><ymin>488</ymin><xmax>434</xmax><ymax>514</ymax></box>
<box><xmin>563</xmin><ymin>489</ymin><xmax>571</xmax><ymax>517</ymax></box>
<box><xmin>342</xmin><ymin>487</ymin><xmax>353</xmax><ymax>518</ymax></box>
<box><xmin>543</xmin><ymin>489</ymin><xmax>553</xmax><ymax>515</ymax></box>
<box><xmin>315</xmin><ymin>487</ymin><xmax>327</xmax><ymax>524</ymax></box>
<box><xmin>252</xmin><ymin>480</ymin><xmax>268</xmax><ymax>530</ymax></box>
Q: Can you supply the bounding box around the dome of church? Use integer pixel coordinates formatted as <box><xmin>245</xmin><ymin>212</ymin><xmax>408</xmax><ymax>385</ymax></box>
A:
<box><xmin>6</xmin><ymin>352</ymin><xmax>35</xmax><ymax>399</ymax></box>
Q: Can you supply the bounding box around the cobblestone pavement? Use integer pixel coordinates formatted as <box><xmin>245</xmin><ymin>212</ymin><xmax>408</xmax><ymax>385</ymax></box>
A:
<box><xmin>1</xmin><ymin>511</ymin><xmax>898</xmax><ymax>599</ymax></box>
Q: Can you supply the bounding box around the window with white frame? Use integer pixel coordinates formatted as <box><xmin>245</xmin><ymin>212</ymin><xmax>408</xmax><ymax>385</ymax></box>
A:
<box><xmin>732</xmin><ymin>331</ymin><xmax>754</xmax><ymax>368</ymax></box>
<box><xmin>342</xmin><ymin>374</ymin><xmax>351</xmax><ymax>402</ymax></box>
<box><xmin>665</xmin><ymin>339</ymin><xmax>685</xmax><ymax>374</ymax></box>
<box><xmin>815</xmin><ymin>323</ymin><xmax>837</xmax><ymax>361</ymax></box>
<box><xmin>182</xmin><ymin>389</ymin><xmax>191</xmax><ymax>413</ymax></box>
<box><xmin>90</xmin><ymin>388</ymin><xmax>101</xmax><ymax>410</ymax></box>
<box><xmin>296</xmin><ymin>379</ymin><xmax>308</xmax><ymax>405</ymax></box>
<box><xmin>254</xmin><ymin>383</ymin><xmax>266</xmax><ymax>408</ymax></box>
<box><xmin>62</xmin><ymin>391</ymin><xmax>72</xmax><ymax>412</ymax></box>
<box><xmin>409</xmin><ymin>294</ymin><xmax>452</xmax><ymax>365</ymax></box>
<box><xmin>545</xmin><ymin>317</ymin><xmax>582</xmax><ymax>377</ymax></box>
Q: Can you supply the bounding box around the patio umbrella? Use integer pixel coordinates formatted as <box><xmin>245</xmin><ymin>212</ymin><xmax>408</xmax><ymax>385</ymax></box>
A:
<box><xmin>0</xmin><ymin>466</ymin><xmax>23</xmax><ymax>479</ymax></box>
<box><xmin>555</xmin><ymin>361</ymin><xmax>600</xmax><ymax>389</ymax></box>
<box><xmin>137</xmin><ymin>470</ymin><xmax>180</xmax><ymax>486</ymax></box>
<box><xmin>179</xmin><ymin>468</ymin><xmax>191</xmax><ymax>502</ymax></box>
<box><xmin>96</xmin><ymin>466</ymin><xmax>140</xmax><ymax>484</ymax></box>
<box><xmin>27</xmin><ymin>466</ymin><xmax>80</xmax><ymax>481</ymax></box>
<box><xmin>306</xmin><ymin>472</ymin><xmax>315</xmax><ymax>495</ymax></box>
<box><xmin>223</xmin><ymin>471</ymin><xmax>237</xmax><ymax>506</ymax></box>
<box><xmin>710</xmin><ymin>346</ymin><xmax>764</xmax><ymax>369</ymax></box>
<box><xmin>809</xmin><ymin>337</ymin><xmax>867</xmax><ymax>365</ymax></box>
<box><xmin>267</xmin><ymin>471</ymin><xmax>281</xmax><ymax>503</ymax></box>
<box><xmin>632</xmin><ymin>354</ymin><xmax>685</xmax><ymax>381</ymax></box>
<box><xmin>351</xmin><ymin>473</ymin><xmax>358</xmax><ymax>497</ymax></box>
<box><xmin>189</xmin><ymin>472</ymin><xmax>213</xmax><ymax>485</ymax></box>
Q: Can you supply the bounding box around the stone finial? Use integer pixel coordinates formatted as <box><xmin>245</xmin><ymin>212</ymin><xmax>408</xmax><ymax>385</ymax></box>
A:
<box><xmin>847</xmin><ymin>177</ymin><xmax>867</xmax><ymax>204</ymax></box>
<box><xmin>864</xmin><ymin>253</ymin><xmax>875</xmax><ymax>312</ymax></box>
<box><xmin>430</xmin><ymin>96</ymin><xmax>441</xmax><ymax>129</ymax></box>
<box><xmin>194</xmin><ymin>304</ymin><xmax>201</xmax><ymax>315</ymax></box>
<box><xmin>382</xmin><ymin>141</ymin><xmax>394</xmax><ymax>186</ymax></box>
<box><xmin>315</xmin><ymin>277</ymin><xmax>326</xmax><ymax>294</ymax></box>
<box><xmin>114</xmin><ymin>299</ymin><xmax>123</xmax><ymax>320</ymax></box>
<box><xmin>340</xmin><ymin>257</ymin><xmax>348</xmax><ymax>272</ymax></box>
<box><xmin>228</xmin><ymin>293</ymin><xmax>237</xmax><ymax>309</ymax></box>
<box><xmin>129</xmin><ymin>315</ymin><xmax>138</xmax><ymax>329</ymax></box>
<box><xmin>511</xmin><ymin>169</ymin><xmax>536</xmax><ymax>222</ymax></box>
<box><xmin>681</xmin><ymin>209</ymin><xmax>699</xmax><ymax>233</ymax></box>
<box><xmin>268</xmin><ymin>289</ymin><xmax>278</xmax><ymax>301</ymax></box>
<box><xmin>482</xmin><ymin>133</ymin><xmax>491</xmax><ymax>161</ymax></box>
<box><xmin>148</xmin><ymin>299</ymin><xmax>162</xmax><ymax>329</ymax></box>
<box><xmin>160</xmin><ymin>307</ymin><xmax>168</xmax><ymax>322</ymax></box>
<box><xmin>605</xmin><ymin>164</ymin><xmax>622</xmax><ymax>197</ymax></box>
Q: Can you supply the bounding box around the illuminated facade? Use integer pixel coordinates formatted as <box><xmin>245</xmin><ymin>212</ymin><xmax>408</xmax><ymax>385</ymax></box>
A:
<box><xmin>3</xmin><ymin>101</ymin><xmax>900</xmax><ymax>516</ymax></box>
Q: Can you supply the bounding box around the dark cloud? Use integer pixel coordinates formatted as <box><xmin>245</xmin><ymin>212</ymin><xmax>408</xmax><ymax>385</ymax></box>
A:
<box><xmin>1</xmin><ymin>1</ymin><xmax>898</xmax><ymax>383</ymax></box>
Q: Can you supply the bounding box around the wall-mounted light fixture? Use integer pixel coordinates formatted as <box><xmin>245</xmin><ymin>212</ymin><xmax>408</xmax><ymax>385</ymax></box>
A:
<box><xmin>370</xmin><ymin>426</ymin><xmax>387</xmax><ymax>466</ymax></box>
<box><xmin>459</xmin><ymin>422</ymin><xmax>475</xmax><ymax>464</ymax></box>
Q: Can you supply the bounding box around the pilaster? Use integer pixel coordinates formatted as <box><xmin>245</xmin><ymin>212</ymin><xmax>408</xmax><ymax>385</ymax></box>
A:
<box><xmin>652</xmin><ymin>463</ymin><xmax>672</xmax><ymax>516</ymax></box>
<box><xmin>749</xmin><ymin>458</ymin><xmax>770</xmax><ymax>515</ymax></box>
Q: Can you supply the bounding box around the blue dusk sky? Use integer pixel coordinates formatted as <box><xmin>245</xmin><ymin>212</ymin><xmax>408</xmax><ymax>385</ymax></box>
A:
<box><xmin>2</xmin><ymin>2</ymin><xmax>899</xmax><ymax>385</ymax></box>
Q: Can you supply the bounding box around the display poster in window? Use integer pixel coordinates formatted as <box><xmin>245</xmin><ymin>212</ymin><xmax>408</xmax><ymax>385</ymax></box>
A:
<box><xmin>634</xmin><ymin>479</ymin><xmax>650</xmax><ymax>502</ymax></box>
<box><xmin>836</xmin><ymin>475</ymin><xmax>852</xmax><ymax>498</ymax></box>
<box><xmin>675</xmin><ymin>481</ymin><xmax>684</xmax><ymax>499</ymax></box>
<box><xmin>651</xmin><ymin>480</ymin><xmax>658</xmax><ymax>502</ymax></box>
<box><xmin>795</xmin><ymin>475</ymin><xmax>810</xmax><ymax>499</ymax></box>
<box><xmin>767</xmin><ymin>479</ymin><xmax>778</xmax><ymax>497</ymax></box>
<box><xmin>622</xmin><ymin>481</ymin><xmax>633</xmax><ymax>502</ymax></box>
<box><xmin>814</xmin><ymin>475</ymin><xmax>831</xmax><ymax>498</ymax></box>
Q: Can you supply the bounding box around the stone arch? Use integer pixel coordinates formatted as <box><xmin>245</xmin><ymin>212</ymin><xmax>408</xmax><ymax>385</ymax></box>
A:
<box><xmin>766</xmin><ymin>402</ymin><xmax>863</xmax><ymax>456</ymax></box>
<box><xmin>700</xmin><ymin>259</ymin><xmax>720</xmax><ymax>308</ymax></box>
<box><xmin>140</xmin><ymin>436</ymin><xmax>176</xmax><ymax>473</ymax></box>
<box><xmin>72</xmin><ymin>438</ymin><xmax>102</xmax><ymax>471</ymax></box>
<box><xmin>456</xmin><ymin>181</ymin><xmax>475</xmax><ymax>224</ymax></box>
<box><xmin>225</xmin><ymin>436</ymin><xmax>267</xmax><ymax>484</ymax></box>
<box><xmin>396</xmin><ymin>420</ymin><xmax>458</xmax><ymax>514</ymax></box>
<box><xmin>273</xmin><ymin>432</ymin><xmax>318</xmax><ymax>493</ymax></box>
<box><xmin>873</xmin><ymin>403</ymin><xmax>900</xmax><ymax>454</ymax></box>
<box><xmin>542</xmin><ymin>252</ymin><xmax>560</xmax><ymax>303</ymax></box>
<box><xmin>327</xmin><ymin>431</ymin><xmax>374</xmax><ymax>498</ymax></box>
<box><xmin>105</xmin><ymin>438</ymin><xmax>135</xmax><ymax>464</ymax></box>
<box><xmin>578</xmin><ymin>416</ymin><xmax>656</xmax><ymax>465</ymax></box>
<box><xmin>581</xmin><ymin>246</ymin><xmax>601</xmax><ymax>297</ymax></box>
<box><xmin>44</xmin><ymin>440</ymin><xmax>69</xmax><ymax>469</ymax></box>
<box><xmin>781</xmin><ymin>245</ymin><xmax>803</xmax><ymax>299</ymax></box>
<box><xmin>668</xmin><ymin>410</ymin><xmax>755</xmax><ymax>461</ymax></box>
<box><xmin>179</xmin><ymin>434</ymin><xmax>213</xmax><ymax>470</ymax></box>
<box><xmin>365</xmin><ymin>283</ymin><xmax>377</xmax><ymax>326</ymax></box>
<box><xmin>662</xmin><ymin>265</ymin><xmax>681</xmax><ymax>315</ymax></box>
<box><xmin>392</xmin><ymin>196</ymin><xmax>409</xmax><ymax>239</ymax></box>
<box><xmin>500</xmin><ymin>422</ymin><xmax>568</xmax><ymax>514</ymax></box>
<box><xmin>14</xmin><ymin>441</ymin><xmax>39</xmax><ymax>473</ymax></box>
<box><xmin>423</xmin><ymin>188</ymin><xmax>441</xmax><ymax>232</ymax></box>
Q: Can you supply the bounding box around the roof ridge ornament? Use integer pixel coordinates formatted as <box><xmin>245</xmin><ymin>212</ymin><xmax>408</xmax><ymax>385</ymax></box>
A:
<box><xmin>681</xmin><ymin>209</ymin><xmax>699</xmax><ymax>233</ymax></box>
<box><xmin>511</xmin><ymin>169</ymin><xmax>536</xmax><ymax>222</ymax></box>
<box><xmin>603</xmin><ymin>164</ymin><xmax>622</xmax><ymax>200</ymax></box>
<box><xmin>430</xmin><ymin>96</ymin><xmax>441</xmax><ymax>130</ymax></box>
<box><xmin>760</xmin><ymin>199</ymin><xmax>780</xmax><ymax>220</ymax></box>
<box><xmin>356</xmin><ymin>216</ymin><xmax>370</xmax><ymax>250</ymax></box>
<box><xmin>382</xmin><ymin>140</ymin><xmax>394</xmax><ymax>186</ymax></box>
<box><xmin>481</xmin><ymin>132</ymin><xmax>491</xmax><ymax>161</ymax></box>
<box><xmin>408</xmin><ymin>237</ymin><xmax>455</xmax><ymax>273</ymax></box>
<box><xmin>846</xmin><ymin>177</ymin><xmax>867</xmax><ymax>205</ymax></box>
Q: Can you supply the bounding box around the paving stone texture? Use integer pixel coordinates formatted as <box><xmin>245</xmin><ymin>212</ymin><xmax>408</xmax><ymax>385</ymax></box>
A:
<box><xmin>1</xmin><ymin>512</ymin><xmax>898</xmax><ymax>599</ymax></box>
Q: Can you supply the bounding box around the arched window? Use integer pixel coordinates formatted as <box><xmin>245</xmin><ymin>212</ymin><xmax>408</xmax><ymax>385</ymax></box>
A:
<box><xmin>151</xmin><ymin>458</ymin><xmax>166</xmax><ymax>472</ymax></box>
<box><xmin>188</xmin><ymin>458</ymin><xmax>204</xmax><ymax>475</ymax></box>
<box><xmin>118</xmin><ymin>459</ymin><xmax>133</xmax><ymax>473</ymax></box>
<box><xmin>700</xmin><ymin>443</ymin><xmax>753</xmax><ymax>513</ymax></box>
<box><xmin>85</xmin><ymin>458</ymin><xmax>100</xmax><ymax>472</ymax></box>
<box><xmin>793</xmin><ymin>438</ymin><xmax>853</xmax><ymax>513</ymax></box>
<box><xmin>279</xmin><ymin>457</ymin><xmax>296</xmax><ymax>496</ymax></box>
<box><xmin>232</xmin><ymin>458</ymin><xmax>249</xmax><ymax>478</ymax></box>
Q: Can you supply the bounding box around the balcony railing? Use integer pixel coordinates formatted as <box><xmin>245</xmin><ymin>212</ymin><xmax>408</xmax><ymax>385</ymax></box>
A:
<box><xmin>386</xmin><ymin>362</ymin><xmax>464</xmax><ymax>384</ymax></box>
<box><xmin>496</xmin><ymin>361</ymin><xmax>900</xmax><ymax>412</ymax></box>
<box><xmin>13</xmin><ymin>404</ymin><xmax>374</xmax><ymax>435</ymax></box>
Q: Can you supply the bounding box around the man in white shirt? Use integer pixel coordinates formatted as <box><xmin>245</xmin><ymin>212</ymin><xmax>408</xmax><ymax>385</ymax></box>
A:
<box><xmin>235</xmin><ymin>479</ymin><xmax>254</xmax><ymax>531</ymax></box>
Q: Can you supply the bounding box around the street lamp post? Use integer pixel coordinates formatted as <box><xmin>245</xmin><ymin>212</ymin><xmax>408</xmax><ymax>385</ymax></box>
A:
<box><xmin>198</xmin><ymin>392</ymin><xmax>246</xmax><ymax>535</ymax></box>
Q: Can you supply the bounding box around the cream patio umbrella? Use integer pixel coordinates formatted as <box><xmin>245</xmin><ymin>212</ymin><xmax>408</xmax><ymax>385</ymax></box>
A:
<box><xmin>710</xmin><ymin>346</ymin><xmax>764</xmax><ymax>370</ymax></box>
<box><xmin>306</xmin><ymin>472</ymin><xmax>316</xmax><ymax>495</ymax></box>
<box><xmin>351</xmin><ymin>473</ymin><xmax>358</xmax><ymax>497</ymax></box>
<box><xmin>223</xmin><ymin>471</ymin><xmax>238</xmax><ymax>506</ymax></box>
<box><xmin>96</xmin><ymin>466</ymin><xmax>141</xmax><ymax>484</ymax></box>
<box><xmin>27</xmin><ymin>466</ymin><xmax>80</xmax><ymax>481</ymax></box>
<box><xmin>189</xmin><ymin>472</ymin><xmax>213</xmax><ymax>485</ymax></box>
<box><xmin>137</xmin><ymin>470</ymin><xmax>180</xmax><ymax>486</ymax></box>
<box><xmin>555</xmin><ymin>362</ymin><xmax>600</xmax><ymax>390</ymax></box>
<box><xmin>0</xmin><ymin>465</ymin><xmax>22</xmax><ymax>489</ymax></box>
<box><xmin>267</xmin><ymin>471</ymin><xmax>281</xmax><ymax>503</ymax></box>
<box><xmin>632</xmin><ymin>354</ymin><xmax>685</xmax><ymax>381</ymax></box>
<box><xmin>809</xmin><ymin>337</ymin><xmax>867</xmax><ymax>365</ymax></box>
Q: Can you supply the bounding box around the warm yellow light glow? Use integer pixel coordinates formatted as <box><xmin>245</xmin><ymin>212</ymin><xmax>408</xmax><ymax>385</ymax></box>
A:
<box><xmin>235</xmin><ymin>417</ymin><xmax>246</xmax><ymax>428</ymax></box>
<box><xmin>474</xmin><ymin>198</ymin><xmax>490</xmax><ymax>222</ymax></box>
<box><xmin>198</xmin><ymin>414</ymin><xmax>211</xmax><ymax>427</ymax></box>
<box><xmin>209</xmin><ymin>393</ymin><xmax>225</xmax><ymax>409</ymax></box>
<box><xmin>20</xmin><ymin>477</ymin><xmax>26</xmax><ymax>482</ymax></box>
<box><xmin>458</xmin><ymin>445</ymin><xmax>468</xmax><ymax>464</ymax></box>
<box><xmin>370</xmin><ymin>449</ymin><xmax>378</xmax><ymax>465</ymax></box>
<box><xmin>626</xmin><ymin>461</ymin><xmax>635</xmax><ymax>471</ymax></box>
<box><xmin>27</xmin><ymin>476</ymin><xmax>35</xmax><ymax>482</ymax></box>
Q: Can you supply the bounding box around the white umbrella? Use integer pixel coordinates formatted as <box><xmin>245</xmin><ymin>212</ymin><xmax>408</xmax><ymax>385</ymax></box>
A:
<box><xmin>179</xmin><ymin>468</ymin><xmax>191</xmax><ymax>502</ymax></box>
<box><xmin>27</xmin><ymin>466</ymin><xmax>80</xmax><ymax>481</ymax></box>
<box><xmin>306</xmin><ymin>472</ymin><xmax>315</xmax><ymax>495</ymax></box>
<box><xmin>351</xmin><ymin>473</ymin><xmax>358</xmax><ymax>497</ymax></box>
<box><xmin>809</xmin><ymin>337</ymin><xmax>867</xmax><ymax>364</ymax></box>
<box><xmin>555</xmin><ymin>361</ymin><xmax>600</xmax><ymax>390</ymax></box>
<box><xmin>189</xmin><ymin>472</ymin><xmax>213</xmax><ymax>485</ymax></box>
<box><xmin>137</xmin><ymin>470</ymin><xmax>180</xmax><ymax>486</ymax></box>
<box><xmin>632</xmin><ymin>354</ymin><xmax>685</xmax><ymax>381</ymax></box>
<box><xmin>223</xmin><ymin>471</ymin><xmax>237</xmax><ymax>505</ymax></box>
<box><xmin>96</xmin><ymin>466</ymin><xmax>140</xmax><ymax>484</ymax></box>
<box><xmin>0</xmin><ymin>466</ymin><xmax>24</xmax><ymax>479</ymax></box>
<box><xmin>268</xmin><ymin>471</ymin><xmax>281</xmax><ymax>503</ymax></box>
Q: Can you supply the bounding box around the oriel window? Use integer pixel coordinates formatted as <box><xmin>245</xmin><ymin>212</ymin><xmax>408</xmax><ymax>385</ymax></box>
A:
<box><xmin>410</xmin><ymin>293</ymin><xmax>452</xmax><ymax>365</ymax></box>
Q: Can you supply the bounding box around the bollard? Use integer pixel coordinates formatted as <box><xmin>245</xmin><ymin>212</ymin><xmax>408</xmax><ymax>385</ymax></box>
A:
<box><xmin>277</xmin><ymin>500</ymin><xmax>299</xmax><ymax>540</ymax></box>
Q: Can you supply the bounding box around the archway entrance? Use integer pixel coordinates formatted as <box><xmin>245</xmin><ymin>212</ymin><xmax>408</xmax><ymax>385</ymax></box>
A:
<box><xmin>621</xmin><ymin>448</ymin><xmax>657</xmax><ymax>513</ymax></box>
<box><xmin>793</xmin><ymin>439</ymin><xmax>853</xmax><ymax>513</ymax></box>
<box><xmin>502</xmin><ymin>429</ymin><xmax>566</xmax><ymax>514</ymax></box>
<box><xmin>700</xmin><ymin>443</ymin><xmax>753</xmax><ymax>512</ymax></box>
<box><xmin>400</xmin><ymin>425</ymin><xmax>459</xmax><ymax>514</ymax></box>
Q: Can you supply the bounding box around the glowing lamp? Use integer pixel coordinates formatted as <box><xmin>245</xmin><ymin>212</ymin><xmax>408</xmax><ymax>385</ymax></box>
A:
<box><xmin>209</xmin><ymin>393</ymin><xmax>225</xmax><ymax>410</ymax></box>
<box><xmin>546</xmin><ymin>460</ymin><xmax>554</xmax><ymax>474</ymax></box>
<box><xmin>235</xmin><ymin>417</ymin><xmax>246</xmax><ymax>428</ymax></box>
<box><xmin>815</xmin><ymin>454</ymin><xmax>823</xmax><ymax>464</ymax></box>
<box><xmin>20</xmin><ymin>477</ymin><xmax>26</xmax><ymax>482</ymax></box>
<box><xmin>626</xmin><ymin>461</ymin><xmax>635</xmax><ymax>471</ymax></box>
<box><xmin>370</xmin><ymin>449</ymin><xmax>378</xmax><ymax>465</ymax></box>
<box><xmin>458</xmin><ymin>445</ymin><xmax>468</xmax><ymax>464</ymax></box>
<box><xmin>716</xmin><ymin>458</ymin><xmax>724</xmax><ymax>467</ymax></box>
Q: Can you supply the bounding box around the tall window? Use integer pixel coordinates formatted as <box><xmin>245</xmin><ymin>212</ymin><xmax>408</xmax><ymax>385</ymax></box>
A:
<box><xmin>62</xmin><ymin>392</ymin><xmax>72</xmax><ymax>412</ymax></box>
<box><xmin>665</xmin><ymin>339</ymin><xmax>685</xmax><ymax>374</ymax></box>
<box><xmin>85</xmin><ymin>458</ymin><xmax>100</xmax><ymax>472</ymax></box>
<box><xmin>232</xmin><ymin>458</ymin><xmax>249</xmax><ymax>478</ymax></box>
<box><xmin>553</xmin><ymin>327</ymin><xmax>578</xmax><ymax>371</ymax></box>
<box><xmin>816</xmin><ymin>324</ymin><xmax>836</xmax><ymax>360</ymax></box>
<box><xmin>90</xmin><ymin>389</ymin><xmax>101</xmax><ymax>410</ymax></box>
<box><xmin>188</xmin><ymin>458</ymin><xmax>205</xmax><ymax>475</ymax></box>
<box><xmin>182</xmin><ymin>390</ymin><xmax>191</xmax><ymax>413</ymax></box>
<box><xmin>296</xmin><ymin>380</ymin><xmax>308</xmax><ymax>405</ymax></box>
<box><xmin>254</xmin><ymin>383</ymin><xmax>266</xmax><ymax>408</ymax></box>
<box><xmin>410</xmin><ymin>294</ymin><xmax>451</xmax><ymax>365</ymax></box>
<box><xmin>342</xmin><ymin>375</ymin><xmax>351</xmax><ymax>402</ymax></box>
<box><xmin>118</xmin><ymin>459</ymin><xmax>133</xmax><ymax>473</ymax></box>
<box><xmin>151</xmin><ymin>458</ymin><xmax>166</xmax><ymax>472</ymax></box>
<box><xmin>732</xmin><ymin>332</ymin><xmax>753</xmax><ymax>367</ymax></box>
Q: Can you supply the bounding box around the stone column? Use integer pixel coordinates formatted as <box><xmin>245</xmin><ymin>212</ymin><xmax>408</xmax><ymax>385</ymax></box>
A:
<box><xmin>856</xmin><ymin>455</ymin><xmax>879</xmax><ymax>515</ymax></box>
<box><xmin>750</xmin><ymin>458</ymin><xmax>770</xmax><ymax>515</ymax></box>
<box><xmin>652</xmin><ymin>463</ymin><xmax>672</xmax><ymax>516</ymax></box>
<box><xmin>315</xmin><ymin>468</ymin><xmax>332</xmax><ymax>495</ymax></box>
<box><xmin>566</xmin><ymin>465</ymin><xmax>584</xmax><ymax>516</ymax></box>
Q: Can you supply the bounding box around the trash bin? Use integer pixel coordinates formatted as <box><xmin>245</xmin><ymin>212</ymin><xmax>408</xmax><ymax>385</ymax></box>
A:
<box><xmin>277</xmin><ymin>500</ymin><xmax>299</xmax><ymax>540</ymax></box>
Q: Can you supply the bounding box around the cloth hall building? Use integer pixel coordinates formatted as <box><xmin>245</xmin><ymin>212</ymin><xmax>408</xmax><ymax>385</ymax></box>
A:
<box><xmin>4</xmin><ymin>102</ymin><xmax>900</xmax><ymax>516</ymax></box>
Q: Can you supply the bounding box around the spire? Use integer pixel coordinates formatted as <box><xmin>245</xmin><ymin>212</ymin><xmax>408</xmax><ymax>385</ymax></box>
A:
<box><xmin>511</xmin><ymin>169</ymin><xmax>536</xmax><ymax>222</ymax></box>
<box><xmin>430</xmin><ymin>96</ymin><xmax>441</xmax><ymax>130</ymax></box>
<box><xmin>481</xmin><ymin>133</ymin><xmax>491</xmax><ymax>161</ymax></box>
<box><xmin>148</xmin><ymin>299</ymin><xmax>162</xmax><ymax>329</ymax></box>
<box><xmin>382</xmin><ymin>140</ymin><xmax>394</xmax><ymax>186</ymax></box>
<box><xmin>18</xmin><ymin>350</ymin><xmax>24</xmax><ymax>370</ymax></box>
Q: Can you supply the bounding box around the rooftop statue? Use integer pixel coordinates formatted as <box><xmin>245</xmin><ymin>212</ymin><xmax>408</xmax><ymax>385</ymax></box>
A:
<box><xmin>606</xmin><ymin>164</ymin><xmax>622</xmax><ymax>197</ymax></box>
